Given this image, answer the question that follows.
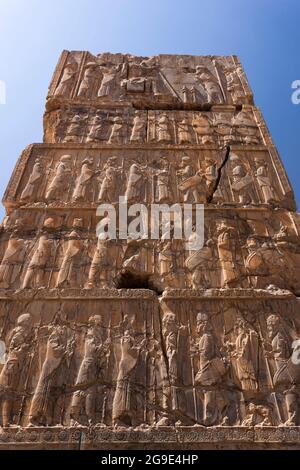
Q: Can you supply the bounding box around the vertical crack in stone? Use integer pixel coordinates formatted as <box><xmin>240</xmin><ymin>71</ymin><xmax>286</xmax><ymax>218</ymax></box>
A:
<box><xmin>207</xmin><ymin>145</ymin><xmax>231</xmax><ymax>203</ymax></box>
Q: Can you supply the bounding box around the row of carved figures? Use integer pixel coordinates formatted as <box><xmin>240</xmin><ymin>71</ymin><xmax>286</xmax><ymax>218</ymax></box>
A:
<box><xmin>0</xmin><ymin>216</ymin><xmax>299</xmax><ymax>293</ymax></box>
<box><xmin>52</xmin><ymin>57</ymin><xmax>245</xmax><ymax>105</ymax></box>
<box><xmin>0</xmin><ymin>310</ymin><xmax>299</xmax><ymax>428</ymax></box>
<box><xmin>51</xmin><ymin>109</ymin><xmax>261</xmax><ymax>146</ymax></box>
<box><xmin>20</xmin><ymin>153</ymin><xmax>279</xmax><ymax>206</ymax></box>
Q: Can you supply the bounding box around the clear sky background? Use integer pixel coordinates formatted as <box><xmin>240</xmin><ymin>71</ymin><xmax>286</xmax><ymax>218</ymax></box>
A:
<box><xmin>0</xmin><ymin>0</ymin><xmax>299</xmax><ymax>218</ymax></box>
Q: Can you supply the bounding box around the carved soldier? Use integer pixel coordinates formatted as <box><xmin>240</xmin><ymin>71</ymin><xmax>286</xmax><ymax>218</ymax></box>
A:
<box><xmin>87</xmin><ymin>113</ymin><xmax>105</xmax><ymax>142</ymax></box>
<box><xmin>266</xmin><ymin>314</ymin><xmax>299</xmax><ymax>426</ymax></box>
<box><xmin>230</xmin><ymin>158</ymin><xmax>256</xmax><ymax>205</ymax></box>
<box><xmin>130</xmin><ymin>111</ymin><xmax>146</xmax><ymax>143</ymax></box>
<box><xmin>77</xmin><ymin>62</ymin><xmax>98</xmax><ymax>98</ymax></box>
<box><xmin>0</xmin><ymin>218</ymin><xmax>28</xmax><ymax>288</ymax></box>
<box><xmin>54</xmin><ymin>62</ymin><xmax>77</xmax><ymax>97</ymax></box>
<box><xmin>0</xmin><ymin>313</ymin><xmax>34</xmax><ymax>427</ymax></box>
<box><xmin>157</xmin><ymin>114</ymin><xmax>172</xmax><ymax>143</ymax></box>
<box><xmin>65</xmin><ymin>114</ymin><xmax>87</xmax><ymax>143</ymax></box>
<box><xmin>195</xmin><ymin>65</ymin><xmax>223</xmax><ymax>104</ymax></box>
<box><xmin>177</xmin><ymin>118</ymin><xmax>192</xmax><ymax>144</ymax></box>
<box><xmin>22</xmin><ymin>217</ymin><xmax>57</xmax><ymax>289</ymax></box>
<box><xmin>216</xmin><ymin>221</ymin><xmax>239</xmax><ymax>288</ymax></box>
<box><xmin>72</xmin><ymin>157</ymin><xmax>94</xmax><ymax>201</ymax></box>
<box><xmin>158</xmin><ymin>239</ymin><xmax>184</xmax><ymax>288</ymax></box>
<box><xmin>122</xmin><ymin>238</ymin><xmax>150</xmax><ymax>274</ymax></box>
<box><xmin>70</xmin><ymin>315</ymin><xmax>108</xmax><ymax>426</ymax></box>
<box><xmin>194</xmin><ymin>312</ymin><xmax>228</xmax><ymax>426</ymax></box>
<box><xmin>97</xmin><ymin>64</ymin><xmax>125</xmax><ymax>98</ymax></box>
<box><xmin>108</xmin><ymin>116</ymin><xmax>125</xmax><ymax>144</ymax></box>
<box><xmin>86</xmin><ymin>238</ymin><xmax>116</xmax><ymax>289</ymax></box>
<box><xmin>185</xmin><ymin>238</ymin><xmax>215</xmax><ymax>289</ymax></box>
<box><xmin>28</xmin><ymin>315</ymin><xmax>74</xmax><ymax>427</ymax></box>
<box><xmin>224</xmin><ymin>67</ymin><xmax>245</xmax><ymax>104</ymax></box>
<box><xmin>233</xmin><ymin>109</ymin><xmax>260</xmax><ymax>145</ymax></box>
<box><xmin>192</xmin><ymin>114</ymin><xmax>214</xmax><ymax>144</ymax></box>
<box><xmin>98</xmin><ymin>156</ymin><xmax>122</xmax><ymax>203</ymax></box>
<box><xmin>177</xmin><ymin>156</ymin><xmax>205</xmax><ymax>203</ymax></box>
<box><xmin>254</xmin><ymin>159</ymin><xmax>277</xmax><ymax>204</ymax></box>
<box><xmin>112</xmin><ymin>316</ymin><xmax>145</xmax><ymax>427</ymax></box>
<box><xmin>155</xmin><ymin>158</ymin><xmax>171</xmax><ymax>203</ymax></box>
<box><xmin>124</xmin><ymin>163</ymin><xmax>145</xmax><ymax>203</ymax></box>
<box><xmin>20</xmin><ymin>158</ymin><xmax>43</xmax><ymax>202</ymax></box>
<box><xmin>156</xmin><ymin>312</ymin><xmax>181</xmax><ymax>426</ymax></box>
<box><xmin>227</xmin><ymin>318</ymin><xmax>259</xmax><ymax>392</ymax></box>
<box><xmin>45</xmin><ymin>154</ymin><xmax>72</xmax><ymax>201</ymax></box>
<box><xmin>56</xmin><ymin>218</ymin><xmax>84</xmax><ymax>288</ymax></box>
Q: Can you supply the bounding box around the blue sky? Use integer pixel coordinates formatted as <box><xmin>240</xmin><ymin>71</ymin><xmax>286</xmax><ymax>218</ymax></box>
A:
<box><xmin>0</xmin><ymin>0</ymin><xmax>299</xmax><ymax>217</ymax></box>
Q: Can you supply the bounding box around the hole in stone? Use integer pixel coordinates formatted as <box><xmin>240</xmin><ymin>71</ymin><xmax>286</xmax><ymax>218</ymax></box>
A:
<box><xmin>115</xmin><ymin>270</ymin><xmax>164</xmax><ymax>294</ymax></box>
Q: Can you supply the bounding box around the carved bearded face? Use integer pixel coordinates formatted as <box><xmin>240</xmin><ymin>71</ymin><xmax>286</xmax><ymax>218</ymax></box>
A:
<box><xmin>267</xmin><ymin>315</ymin><xmax>280</xmax><ymax>339</ymax></box>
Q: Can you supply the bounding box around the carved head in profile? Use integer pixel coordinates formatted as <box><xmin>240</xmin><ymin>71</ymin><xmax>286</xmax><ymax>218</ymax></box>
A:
<box><xmin>88</xmin><ymin>314</ymin><xmax>102</xmax><ymax>328</ymax></box>
<box><xmin>196</xmin><ymin>312</ymin><xmax>212</xmax><ymax>334</ymax></box>
<box><xmin>246</xmin><ymin>235</ymin><xmax>260</xmax><ymax>252</ymax></box>
<box><xmin>43</xmin><ymin>217</ymin><xmax>55</xmax><ymax>229</ymax></box>
<box><xmin>60</xmin><ymin>154</ymin><xmax>72</xmax><ymax>163</ymax></box>
<box><xmin>234</xmin><ymin>317</ymin><xmax>247</xmax><ymax>335</ymax></box>
<box><xmin>267</xmin><ymin>314</ymin><xmax>281</xmax><ymax>339</ymax></box>
<box><xmin>17</xmin><ymin>312</ymin><xmax>33</xmax><ymax>330</ymax></box>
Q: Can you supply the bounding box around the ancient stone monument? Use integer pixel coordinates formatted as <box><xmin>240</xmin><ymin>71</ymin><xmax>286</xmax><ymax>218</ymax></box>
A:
<box><xmin>0</xmin><ymin>51</ymin><xmax>300</xmax><ymax>449</ymax></box>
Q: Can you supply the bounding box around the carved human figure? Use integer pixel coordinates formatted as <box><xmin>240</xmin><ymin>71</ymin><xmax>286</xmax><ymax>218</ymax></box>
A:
<box><xmin>0</xmin><ymin>219</ymin><xmax>27</xmax><ymax>288</ymax></box>
<box><xmin>195</xmin><ymin>65</ymin><xmax>223</xmax><ymax>104</ymax></box>
<box><xmin>124</xmin><ymin>163</ymin><xmax>145</xmax><ymax>203</ymax></box>
<box><xmin>0</xmin><ymin>313</ymin><xmax>33</xmax><ymax>427</ymax></box>
<box><xmin>177</xmin><ymin>156</ymin><xmax>206</xmax><ymax>203</ymax></box>
<box><xmin>230</xmin><ymin>159</ymin><xmax>255</xmax><ymax>205</ymax></box>
<box><xmin>22</xmin><ymin>218</ymin><xmax>56</xmax><ymax>289</ymax></box>
<box><xmin>177</xmin><ymin>118</ymin><xmax>192</xmax><ymax>144</ymax></box>
<box><xmin>98</xmin><ymin>156</ymin><xmax>122</xmax><ymax>203</ymax></box>
<box><xmin>97</xmin><ymin>64</ymin><xmax>123</xmax><ymax>98</ymax></box>
<box><xmin>54</xmin><ymin>62</ymin><xmax>77</xmax><ymax>97</ymax></box>
<box><xmin>28</xmin><ymin>316</ymin><xmax>74</xmax><ymax>426</ymax></box>
<box><xmin>266</xmin><ymin>314</ymin><xmax>299</xmax><ymax>426</ymax></box>
<box><xmin>86</xmin><ymin>238</ymin><xmax>116</xmax><ymax>288</ymax></box>
<box><xmin>56</xmin><ymin>218</ymin><xmax>84</xmax><ymax>288</ymax></box>
<box><xmin>254</xmin><ymin>159</ymin><xmax>277</xmax><ymax>204</ymax></box>
<box><xmin>158</xmin><ymin>239</ymin><xmax>184</xmax><ymax>288</ymax></box>
<box><xmin>192</xmin><ymin>115</ymin><xmax>214</xmax><ymax>144</ymax></box>
<box><xmin>72</xmin><ymin>157</ymin><xmax>94</xmax><ymax>201</ymax></box>
<box><xmin>108</xmin><ymin>116</ymin><xmax>125</xmax><ymax>144</ymax></box>
<box><xmin>70</xmin><ymin>315</ymin><xmax>108</xmax><ymax>426</ymax></box>
<box><xmin>157</xmin><ymin>114</ymin><xmax>172</xmax><ymax>143</ymax></box>
<box><xmin>185</xmin><ymin>238</ymin><xmax>215</xmax><ymax>289</ymax></box>
<box><xmin>217</xmin><ymin>222</ymin><xmax>239</xmax><ymax>288</ymax></box>
<box><xmin>227</xmin><ymin>318</ymin><xmax>259</xmax><ymax>391</ymax></box>
<box><xmin>65</xmin><ymin>114</ymin><xmax>87</xmax><ymax>142</ymax></box>
<box><xmin>87</xmin><ymin>113</ymin><xmax>104</xmax><ymax>142</ymax></box>
<box><xmin>112</xmin><ymin>316</ymin><xmax>144</xmax><ymax>427</ymax></box>
<box><xmin>155</xmin><ymin>158</ymin><xmax>171</xmax><ymax>203</ymax></box>
<box><xmin>45</xmin><ymin>155</ymin><xmax>73</xmax><ymax>201</ymax></box>
<box><xmin>156</xmin><ymin>312</ymin><xmax>180</xmax><ymax>426</ymax></box>
<box><xmin>77</xmin><ymin>62</ymin><xmax>98</xmax><ymax>98</ymax></box>
<box><xmin>233</xmin><ymin>110</ymin><xmax>260</xmax><ymax>145</ymax></box>
<box><xmin>130</xmin><ymin>112</ymin><xmax>146</xmax><ymax>143</ymax></box>
<box><xmin>122</xmin><ymin>238</ymin><xmax>150</xmax><ymax>274</ymax></box>
<box><xmin>194</xmin><ymin>312</ymin><xmax>227</xmax><ymax>426</ymax></box>
<box><xmin>204</xmin><ymin>156</ymin><xmax>218</xmax><ymax>195</ymax></box>
<box><xmin>20</xmin><ymin>158</ymin><xmax>43</xmax><ymax>202</ymax></box>
<box><xmin>224</xmin><ymin>67</ymin><xmax>245</xmax><ymax>104</ymax></box>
